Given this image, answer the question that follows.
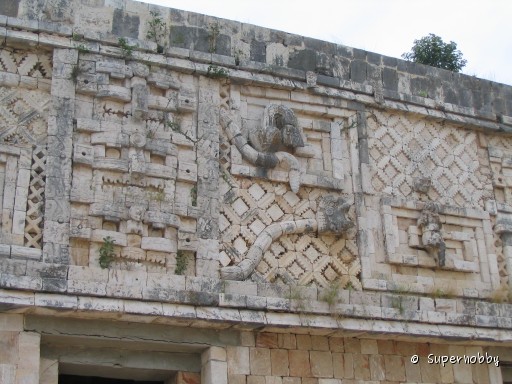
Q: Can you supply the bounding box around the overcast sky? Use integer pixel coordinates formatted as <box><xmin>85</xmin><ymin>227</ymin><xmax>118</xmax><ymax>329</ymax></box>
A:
<box><xmin>143</xmin><ymin>0</ymin><xmax>512</xmax><ymax>86</ymax></box>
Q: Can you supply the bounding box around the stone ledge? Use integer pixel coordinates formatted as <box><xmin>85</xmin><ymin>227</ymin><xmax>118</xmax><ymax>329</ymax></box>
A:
<box><xmin>0</xmin><ymin>263</ymin><xmax>511</xmax><ymax>331</ymax></box>
<box><xmin>1</xmin><ymin>289</ymin><xmax>511</xmax><ymax>344</ymax></box>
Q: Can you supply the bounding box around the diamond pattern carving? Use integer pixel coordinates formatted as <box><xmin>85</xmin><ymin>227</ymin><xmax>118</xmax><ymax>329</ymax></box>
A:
<box><xmin>220</xmin><ymin>178</ymin><xmax>360</xmax><ymax>289</ymax></box>
<box><xmin>368</xmin><ymin>111</ymin><xmax>492</xmax><ymax>208</ymax></box>
<box><xmin>488</xmin><ymin>136</ymin><xmax>512</xmax><ymax>152</ymax></box>
<box><xmin>0</xmin><ymin>87</ymin><xmax>51</xmax><ymax>145</ymax></box>
<box><xmin>493</xmin><ymin>226</ymin><xmax>508</xmax><ymax>288</ymax></box>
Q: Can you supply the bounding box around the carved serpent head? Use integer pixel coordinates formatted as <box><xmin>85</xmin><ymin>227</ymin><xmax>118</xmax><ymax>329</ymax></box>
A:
<box><xmin>316</xmin><ymin>196</ymin><xmax>354</xmax><ymax>234</ymax></box>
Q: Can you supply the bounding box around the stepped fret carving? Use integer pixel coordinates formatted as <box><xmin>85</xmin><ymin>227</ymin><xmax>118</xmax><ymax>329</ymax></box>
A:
<box><xmin>0</xmin><ymin>48</ymin><xmax>52</xmax><ymax>78</ymax></box>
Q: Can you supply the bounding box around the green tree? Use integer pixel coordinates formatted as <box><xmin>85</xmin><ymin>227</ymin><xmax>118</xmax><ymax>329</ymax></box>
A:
<box><xmin>402</xmin><ymin>34</ymin><xmax>467</xmax><ymax>72</ymax></box>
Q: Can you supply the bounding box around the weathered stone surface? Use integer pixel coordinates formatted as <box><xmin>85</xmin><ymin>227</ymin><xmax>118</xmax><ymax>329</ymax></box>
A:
<box><xmin>0</xmin><ymin>6</ymin><xmax>509</xmax><ymax>384</ymax></box>
<box><xmin>250</xmin><ymin>347</ymin><xmax>271</xmax><ymax>376</ymax></box>
<box><xmin>0</xmin><ymin>1</ymin><xmax>19</xmax><ymax>17</ymax></box>
<box><xmin>289</xmin><ymin>350</ymin><xmax>311</xmax><ymax>377</ymax></box>
<box><xmin>112</xmin><ymin>8</ymin><xmax>140</xmax><ymax>38</ymax></box>
<box><xmin>227</xmin><ymin>346</ymin><xmax>250</xmax><ymax>375</ymax></box>
<box><xmin>310</xmin><ymin>351</ymin><xmax>333</xmax><ymax>378</ymax></box>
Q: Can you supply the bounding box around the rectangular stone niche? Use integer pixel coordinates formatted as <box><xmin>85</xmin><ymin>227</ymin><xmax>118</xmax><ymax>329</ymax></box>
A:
<box><xmin>376</xmin><ymin>197</ymin><xmax>498</xmax><ymax>295</ymax></box>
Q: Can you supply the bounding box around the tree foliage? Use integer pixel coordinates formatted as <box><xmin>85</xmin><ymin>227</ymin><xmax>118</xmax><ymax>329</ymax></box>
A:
<box><xmin>402</xmin><ymin>34</ymin><xmax>467</xmax><ymax>72</ymax></box>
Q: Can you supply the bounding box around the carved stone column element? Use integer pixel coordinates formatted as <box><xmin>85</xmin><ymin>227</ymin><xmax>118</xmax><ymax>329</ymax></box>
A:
<box><xmin>195</xmin><ymin>77</ymin><xmax>221</xmax><ymax>277</ymax></box>
<box><xmin>43</xmin><ymin>48</ymin><xmax>79</xmax><ymax>264</ymax></box>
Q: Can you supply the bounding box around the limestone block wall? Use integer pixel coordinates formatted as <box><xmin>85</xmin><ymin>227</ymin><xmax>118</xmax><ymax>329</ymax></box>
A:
<box><xmin>0</xmin><ymin>2</ymin><xmax>512</xmax><ymax>383</ymax></box>
<box><xmin>0</xmin><ymin>314</ymin><xmax>41</xmax><ymax>384</ymax></box>
<box><xmin>0</xmin><ymin>310</ymin><xmax>506</xmax><ymax>384</ymax></box>
<box><xmin>228</xmin><ymin>332</ymin><xmax>501</xmax><ymax>384</ymax></box>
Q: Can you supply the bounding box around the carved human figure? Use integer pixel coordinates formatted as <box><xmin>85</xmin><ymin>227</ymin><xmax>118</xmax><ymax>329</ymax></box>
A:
<box><xmin>417</xmin><ymin>202</ymin><xmax>446</xmax><ymax>266</ymax></box>
<box><xmin>127</xmin><ymin>205</ymin><xmax>146</xmax><ymax>235</ymax></box>
<box><xmin>128</xmin><ymin>132</ymin><xmax>147</xmax><ymax>174</ymax></box>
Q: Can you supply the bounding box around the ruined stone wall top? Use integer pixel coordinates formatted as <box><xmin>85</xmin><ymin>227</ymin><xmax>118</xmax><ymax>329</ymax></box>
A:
<box><xmin>1</xmin><ymin>0</ymin><xmax>511</xmax><ymax>125</ymax></box>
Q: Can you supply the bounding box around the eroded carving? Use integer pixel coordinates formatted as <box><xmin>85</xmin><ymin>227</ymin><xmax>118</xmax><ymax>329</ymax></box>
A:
<box><xmin>412</xmin><ymin>177</ymin><xmax>432</xmax><ymax>194</ymax></box>
<box><xmin>250</xmin><ymin>104</ymin><xmax>304</xmax><ymax>152</ymax></box>
<box><xmin>220</xmin><ymin>105</ymin><xmax>307</xmax><ymax>192</ymax></box>
<box><xmin>317</xmin><ymin>195</ymin><xmax>353</xmax><ymax>234</ymax></box>
<box><xmin>70</xmin><ymin>61</ymin><xmax>199</xmax><ymax>272</ymax></box>
<box><xmin>417</xmin><ymin>202</ymin><xmax>446</xmax><ymax>267</ymax></box>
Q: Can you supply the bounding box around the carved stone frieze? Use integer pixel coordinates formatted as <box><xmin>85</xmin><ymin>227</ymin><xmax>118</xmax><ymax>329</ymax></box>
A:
<box><xmin>218</xmin><ymin>177</ymin><xmax>359</xmax><ymax>287</ymax></box>
<box><xmin>367</xmin><ymin>110</ymin><xmax>492</xmax><ymax>208</ymax></box>
<box><xmin>249</xmin><ymin>104</ymin><xmax>304</xmax><ymax>152</ymax></box>
<box><xmin>220</xmin><ymin>107</ymin><xmax>303</xmax><ymax>193</ymax></box>
<box><xmin>70</xmin><ymin>57</ymin><xmax>200</xmax><ymax>273</ymax></box>
<box><xmin>371</xmin><ymin>197</ymin><xmax>499</xmax><ymax>295</ymax></box>
<box><xmin>0</xmin><ymin>48</ymin><xmax>52</xmax><ymax>255</ymax></box>
<box><xmin>317</xmin><ymin>195</ymin><xmax>353</xmax><ymax>234</ymax></box>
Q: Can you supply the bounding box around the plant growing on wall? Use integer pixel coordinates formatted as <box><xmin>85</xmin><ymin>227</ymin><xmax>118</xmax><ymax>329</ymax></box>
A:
<box><xmin>321</xmin><ymin>281</ymin><xmax>341</xmax><ymax>307</ymax></box>
<box><xmin>118</xmin><ymin>37</ymin><xmax>136</xmax><ymax>57</ymax></box>
<box><xmin>402</xmin><ymin>33</ymin><xmax>467</xmax><ymax>72</ymax></box>
<box><xmin>146</xmin><ymin>10</ymin><xmax>168</xmax><ymax>53</ymax></box>
<box><xmin>99</xmin><ymin>236</ymin><xmax>116</xmax><ymax>269</ymax></box>
<box><xmin>288</xmin><ymin>285</ymin><xmax>308</xmax><ymax>313</ymax></box>
<box><xmin>190</xmin><ymin>185</ymin><xmax>197</xmax><ymax>207</ymax></box>
<box><xmin>166</xmin><ymin>118</ymin><xmax>201</xmax><ymax>144</ymax></box>
<box><xmin>175</xmin><ymin>250</ymin><xmax>188</xmax><ymax>275</ymax></box>
<box><xmin>208</xmin><ymin>23</ymin><xmax>220</xmax><ymax>53</ymax></box>
<box><xmin>206</xmin><ymin>65</ymin><xmax>229</xmax><ymax>79</ymax></box>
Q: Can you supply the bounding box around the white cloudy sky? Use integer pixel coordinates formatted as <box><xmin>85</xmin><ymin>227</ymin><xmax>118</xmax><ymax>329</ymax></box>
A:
<box><xmin>143</xmin><ymin>0</ymin><xmax>512</xmax><ymax>86</ymax></box>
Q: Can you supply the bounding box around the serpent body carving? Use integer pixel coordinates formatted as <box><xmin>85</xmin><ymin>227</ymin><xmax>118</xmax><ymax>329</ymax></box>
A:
<box><xmin>221</xmin><ymin>196</ymin><xmax>353</xmax><ymax>281</ymax></box>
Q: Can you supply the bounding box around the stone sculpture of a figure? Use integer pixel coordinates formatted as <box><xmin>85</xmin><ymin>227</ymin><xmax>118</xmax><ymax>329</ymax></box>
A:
<box><xmin>417</xmin><ymin>202</ymin><xmax>446</xmax><ymax>267</ymax></box>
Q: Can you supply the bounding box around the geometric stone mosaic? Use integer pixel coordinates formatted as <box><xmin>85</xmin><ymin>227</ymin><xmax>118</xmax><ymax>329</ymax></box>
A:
<box><xmin>0</xmin><ymin>87</ymin><xmax>51</xmax><ymax>145</ymax></box>
<box><xmin>377</xmin><ymin>198</ymin><xmax>498</xmax><ymax>296</ymax></box>
<box><xmin>219</xmin><ymin>178</ymin><xmax>360</xmax><ymax>289</ymax></box>
<box><xmin>0</xmin><ymin>48</ymin><xmax>52</xmax><ymax>252</ymax></box>
<box><xmin>487</xmin><ymin>143</ymin><xmax>512</xmax><ymax>290</ymax></box>
<box><xmin>367</xmin><ymin>110</ymin><xmax>492</xmax><ymax>208</ymax></box>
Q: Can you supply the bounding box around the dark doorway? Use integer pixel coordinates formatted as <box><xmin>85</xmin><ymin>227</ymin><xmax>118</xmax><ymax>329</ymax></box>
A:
<box><xmin>59</xmin><ymin>375</ymin><xmax>164</xmax><ymax>384</ymax></box>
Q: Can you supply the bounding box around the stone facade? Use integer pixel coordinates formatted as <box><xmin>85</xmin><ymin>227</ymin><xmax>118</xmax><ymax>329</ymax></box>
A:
<box><xmin>0</xmin><ymin>1</ymin><xmax>511</xmax><ymax>383</ymax></box>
